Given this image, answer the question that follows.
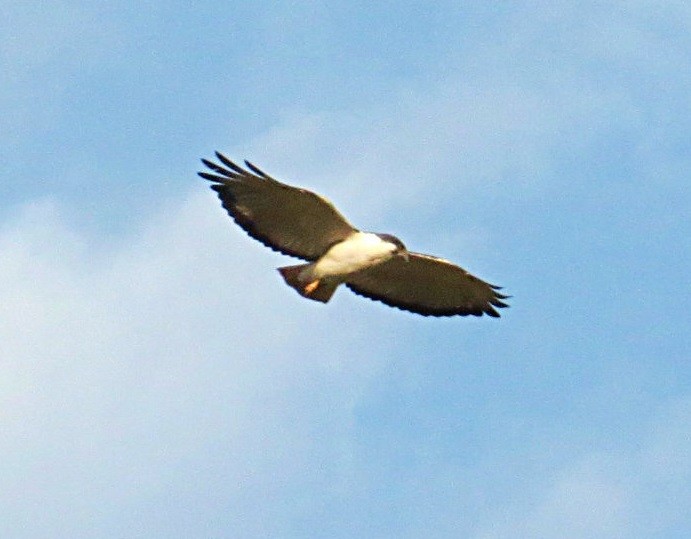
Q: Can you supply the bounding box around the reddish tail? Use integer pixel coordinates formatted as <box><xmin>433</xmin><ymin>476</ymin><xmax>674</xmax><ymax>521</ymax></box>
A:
<box><xmin>277</xmin><ymin>264</ymin><xmax>339</xmax><ymax>303</ymax></box>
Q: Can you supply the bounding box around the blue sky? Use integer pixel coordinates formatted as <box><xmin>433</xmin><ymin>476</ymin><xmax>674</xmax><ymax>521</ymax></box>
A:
<box><xmin>1</xmin><ymin>1</ymin><xmax>690</xmax><ymax>537</ymax></box>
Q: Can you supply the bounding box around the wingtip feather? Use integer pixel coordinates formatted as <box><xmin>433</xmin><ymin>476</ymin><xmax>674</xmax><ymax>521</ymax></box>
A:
<box><xmin>244</xmin><ymin>160</ymin><xmax>271</xmax><ymax>179</ymax></box>
<box><xmin>214</xmin><ymin>151</ymin><xmax>247</xmax><ymax>174</ymax></box>
<box><xmin>198</xmin><ymin>171</ymin><xmax>229</xmax><ymax>183</ymax></box>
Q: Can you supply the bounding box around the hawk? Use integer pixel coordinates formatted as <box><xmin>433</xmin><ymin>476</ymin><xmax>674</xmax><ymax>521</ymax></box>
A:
<box><xmin>199</xmin><ymin>152</ymin><xmax>509</xmax><ymax>317</ymax></box>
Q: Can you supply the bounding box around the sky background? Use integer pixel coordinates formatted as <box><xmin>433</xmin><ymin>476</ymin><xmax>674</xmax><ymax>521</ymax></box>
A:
<box><xmin>1</xmin><ymin>1</ymin><xmax>690</xmax><ymax>537</ymax></box>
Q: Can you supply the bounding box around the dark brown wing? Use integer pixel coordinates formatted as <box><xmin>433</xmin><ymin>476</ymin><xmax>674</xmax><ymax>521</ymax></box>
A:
<box><xmin>199</xmin><ymin>152</ymin><xmax>357</xmax><ymax>261</ymax></box>
<box><xmin>345</xmin><ymin>253</ymin><xmax>509</xmax><ymax>317</ymax></box>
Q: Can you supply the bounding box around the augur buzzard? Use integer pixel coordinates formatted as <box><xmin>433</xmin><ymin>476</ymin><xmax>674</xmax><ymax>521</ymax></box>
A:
<box><xmin>199</xmin><ymin>152</ymin><xmax>509</xmax><ymax>317</ymax></box>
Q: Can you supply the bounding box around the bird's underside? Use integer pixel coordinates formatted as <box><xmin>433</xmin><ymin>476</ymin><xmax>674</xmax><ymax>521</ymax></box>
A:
<box><xmin>199</xmin><ymin>151</ymin><xmax>509</xmax><ymax>317</ymax></box>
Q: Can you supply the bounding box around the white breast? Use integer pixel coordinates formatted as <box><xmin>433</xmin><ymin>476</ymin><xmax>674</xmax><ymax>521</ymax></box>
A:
<box><xmin>312</xmin><ymin>232</ymin><xmax>397</xmax><ymax>279</ymax></box>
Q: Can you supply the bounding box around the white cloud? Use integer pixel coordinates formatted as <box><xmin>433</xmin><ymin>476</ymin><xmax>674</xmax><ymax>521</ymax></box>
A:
<box><xmin>473</xmin><ymin>395</ymin><xmax>691</xmax><ymax>539</ymax></box>
<box><xmin>0</xmin><ymin>192</ymin><xmax>397</xmax><ymax>538</ymax></box>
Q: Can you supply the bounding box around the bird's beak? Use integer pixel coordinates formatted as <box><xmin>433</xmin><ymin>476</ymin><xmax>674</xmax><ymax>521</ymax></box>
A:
<box><xmin>400</xmin><ymin>251</ymin><xmax>410</xmax><ymax>262</ymax></box>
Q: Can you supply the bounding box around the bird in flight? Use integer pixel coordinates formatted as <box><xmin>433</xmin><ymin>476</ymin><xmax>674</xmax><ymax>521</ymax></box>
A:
<box><xmin>199</xmin><ymin>152</ymin><xmax>509</xmax><ymax>317</ymax></box>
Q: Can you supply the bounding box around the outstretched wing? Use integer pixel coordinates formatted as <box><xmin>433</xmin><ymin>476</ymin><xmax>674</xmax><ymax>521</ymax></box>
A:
<box><xmin>199</xmin><ymin>152</ymin><xmax>357</xmax><ymax>261</ymax></box>
<box><xmin>345</xmin><ymin>253</ymin><xmax>509</xmax><ymax>317</ymax></box>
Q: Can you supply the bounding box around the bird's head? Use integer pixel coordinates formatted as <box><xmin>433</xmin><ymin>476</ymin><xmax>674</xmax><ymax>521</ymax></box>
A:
<box><xmin>377</xmin><ymin>233</ymin><xmax>409</xmax><ymax>262</ymax></box>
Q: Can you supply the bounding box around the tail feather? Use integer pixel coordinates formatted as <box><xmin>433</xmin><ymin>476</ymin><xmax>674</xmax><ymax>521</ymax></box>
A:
<box><xmin>278</xmin><ymin>264</ymin><xmax>339</xmax><ymax>304</ymax></box>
